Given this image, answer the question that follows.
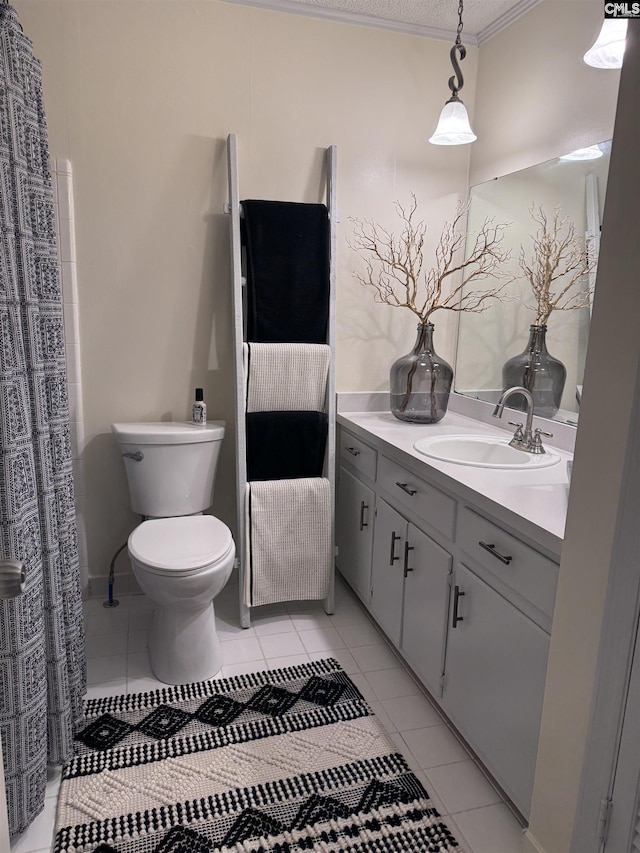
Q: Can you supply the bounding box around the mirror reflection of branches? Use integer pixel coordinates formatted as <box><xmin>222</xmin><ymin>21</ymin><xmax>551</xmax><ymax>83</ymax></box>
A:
<box><xmin>455</xmin><ymin>142</ymin><xmax>610</xmax><ymax>425</ymax></box>
<box><xmin>502</xmin><ymin>204</ymin><xmax>598</xmax><ymax>418</ymax></box>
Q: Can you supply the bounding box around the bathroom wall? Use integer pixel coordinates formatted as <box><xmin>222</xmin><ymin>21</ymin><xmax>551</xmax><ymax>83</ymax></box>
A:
<box><xmin>12</xmin><ymin>4</ymin><xmax>636</xmax><ymax>849</ymax></box>
<box><xmin>15</xmin><ymin>0</ymin><xmax>477</xmax><ymax>592</ymax></box>
<box><xmin>16</xmin><ymin>0</ymin><xmax>620</xmax><ymax>596</ymax></box>
<box><xmin>471</xmin><ymin>4</ymin><xmax>627</xmax><ymax>852</ymax></box>
<box><xmin>463</xmin><ymin>2</ymin><xmax>620</xmax><ymax>420</ymax></box>
<box><xmin>469</xmin><ymin>0</ymin><xmax>620</xmax><ymax>185</ymax></box>
<box><xmin>528</xmin><ymin>25</ymin><xmax>639</xmax><ymax>852</ymax></box>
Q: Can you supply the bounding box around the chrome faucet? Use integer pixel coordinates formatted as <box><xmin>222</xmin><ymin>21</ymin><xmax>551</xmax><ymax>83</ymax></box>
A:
<box><xmin>493</xmin><ymin>386</ymin><xmax>552</xmax><ymax>454</ymax></box>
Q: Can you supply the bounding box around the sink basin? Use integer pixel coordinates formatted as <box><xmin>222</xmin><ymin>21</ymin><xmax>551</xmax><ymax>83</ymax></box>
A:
<box><xmin>413</xmin><ymin>434</ymin><xmax>561</xmax><ymax>469</ymax></box>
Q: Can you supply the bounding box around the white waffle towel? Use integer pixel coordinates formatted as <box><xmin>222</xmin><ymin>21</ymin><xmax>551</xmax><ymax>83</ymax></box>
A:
<box><xmin>244</xmin><ymin>343</ymin><xmax>330</xmax><ymax>412</ymax></box>
<box><xmin>244</xmin><ymin>477</ymin><xmax>331</xmax><ymax>607</ymax></box>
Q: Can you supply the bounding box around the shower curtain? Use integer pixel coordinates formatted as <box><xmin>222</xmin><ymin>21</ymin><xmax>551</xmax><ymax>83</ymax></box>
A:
<box><xmin>0</xmin><ymin>2</ymin><xmax>86</xmax><ymax>837</ymax></box>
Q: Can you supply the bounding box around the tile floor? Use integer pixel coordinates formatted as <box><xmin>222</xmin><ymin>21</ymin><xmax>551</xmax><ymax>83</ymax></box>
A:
<box><xmin>11</xmin><ymin>574</ymin><xmax>526</xmax><ymax>853</ymax></box>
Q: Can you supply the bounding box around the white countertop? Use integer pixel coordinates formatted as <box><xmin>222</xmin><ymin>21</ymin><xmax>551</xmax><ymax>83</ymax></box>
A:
<box><xmin>337</xmin><ymin>409</ymin><xmax>572</xmax><ymax>557</ymax></box>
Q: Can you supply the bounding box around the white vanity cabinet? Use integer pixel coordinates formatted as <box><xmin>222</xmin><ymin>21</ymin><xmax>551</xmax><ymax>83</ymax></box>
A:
<box><xmin>399</xmin><ymin>522</ymin><xmax>452</xmax><ymax>698</ymax></box>
<box><xmin>335</xmin><ymin>432</ymin><xmax>377</xmax><ymax>604</ymax></box>
<box><xmin>442</xmin><ymin>562</ymin><xmax>550</xmax><ymax>816</ymax></box>
<box><xmin>369</xmin><ymin>498</ymin><xmax>406</xmax><ymax>645</ymax></box>
<box><xmin>369</xmin><ymin>497</ymin><xmax>453</xmax><ymax>691</ymax></box>
<box><xmin>441</xmin><ymin>506</ymin><xmax>559</xmax><ymax>816</ymax></box>
<box><xmin>370</xmin><ymin>453</ymin><xmax>455</xmax><ymax>697</ymax></box>
<box><xmin>335</xmin><ymin>419</ymin><xmax>562</xmax><ymax>821</ymax></box>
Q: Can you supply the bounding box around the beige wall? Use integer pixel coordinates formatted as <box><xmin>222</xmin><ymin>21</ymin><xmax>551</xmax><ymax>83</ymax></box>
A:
<box><xmin>15</xmin><ymin>0</ymin><xmax>476</xmax><ymax>590</ymax></box>
<box><xmin>469</xmin><ymin>0</ymin><xmax>620</xmax><ymax>185</ymax></box>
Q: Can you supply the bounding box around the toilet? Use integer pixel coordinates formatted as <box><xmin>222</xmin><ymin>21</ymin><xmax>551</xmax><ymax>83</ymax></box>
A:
<box><xmin>111</xmin><ymin>421</ymin><xmax>235</xmax><ymax>685</ymax></box>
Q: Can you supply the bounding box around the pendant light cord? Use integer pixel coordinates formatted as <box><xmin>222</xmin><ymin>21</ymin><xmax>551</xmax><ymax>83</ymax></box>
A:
<box><xmin>455</xmin><ymin>0</ymin><xmax>464</xmax><ymax>45</ymax></box>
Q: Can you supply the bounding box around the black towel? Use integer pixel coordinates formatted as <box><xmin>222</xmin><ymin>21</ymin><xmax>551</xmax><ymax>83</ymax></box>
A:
<box><xmin>246</xmin><ymin>411</ymin><xmax>328</xmax><ymax>480</ymax></box>
<box><xmin>241</xmin><ymin>200</ymin><xmax>330</xmax><ymax>343</ymax></box>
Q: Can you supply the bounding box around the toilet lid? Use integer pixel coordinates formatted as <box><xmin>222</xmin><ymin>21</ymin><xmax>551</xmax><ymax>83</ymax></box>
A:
<box><xmin>128</xmin><ymin>516</ymin><xmax>233</xmax><ymax>573</ymax></box>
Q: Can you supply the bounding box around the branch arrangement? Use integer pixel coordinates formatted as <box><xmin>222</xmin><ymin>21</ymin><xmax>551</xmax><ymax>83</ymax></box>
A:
<box><xmin>519</xmin><ymin>204</ymin><xmax>597</xmax><ymax>325</ymax></box>
<box><xmin>349</xmin><ymin>194</ymin><xmax>512</xmax><ymax>324</ymax></box>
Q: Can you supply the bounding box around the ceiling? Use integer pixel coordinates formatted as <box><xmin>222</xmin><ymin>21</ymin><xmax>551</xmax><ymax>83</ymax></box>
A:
<box><xmin>221</xmin><ymin>0</ymin><xmax>544</xmax><ymax>45</ymax></box>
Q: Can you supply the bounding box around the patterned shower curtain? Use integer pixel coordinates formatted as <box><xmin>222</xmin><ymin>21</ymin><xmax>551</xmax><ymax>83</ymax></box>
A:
<box><xmin>0</xmin><ymin>2</ymin><xmax>86</xmax><ymax>837</ymax></box>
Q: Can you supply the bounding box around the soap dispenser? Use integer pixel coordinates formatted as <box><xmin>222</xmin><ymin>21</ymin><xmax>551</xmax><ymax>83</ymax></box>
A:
<box><xmin>192</xmin><ymin>388</ymin><xmax>207</xmax><ymax>425</ymax></box>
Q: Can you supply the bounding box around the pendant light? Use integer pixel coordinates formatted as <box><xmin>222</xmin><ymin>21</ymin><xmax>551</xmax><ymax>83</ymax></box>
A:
<box><xmin>429</xmin><ymin>0</ymin><xmax>477</xmax><ymax>145</ymax></box>
<box><xmin>583</xmin><ymin>18</ymin><xmax>627</xmax><ymax>68</ymax></box>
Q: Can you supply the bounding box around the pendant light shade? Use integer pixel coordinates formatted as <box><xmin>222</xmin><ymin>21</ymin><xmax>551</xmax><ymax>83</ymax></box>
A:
<box><xmin>429</xmin><ymin>96</ymin><xmax>477</xmax><ymax>145</ymax></box>
<box><xmin>429</xmin><ymin>0</ymin><xmax>476</xmax><ymax>146</ymax></box>
<box><xmin>584</xmin><ymin>19</ymin><xmax>627</xmax><ymax>68</ymax></box>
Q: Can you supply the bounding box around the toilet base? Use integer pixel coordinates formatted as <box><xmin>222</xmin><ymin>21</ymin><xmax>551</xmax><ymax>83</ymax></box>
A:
<box><xmin>148</xmin><ymin>601</ymin><xmax>222</xmax><ymax>684</ymax></box>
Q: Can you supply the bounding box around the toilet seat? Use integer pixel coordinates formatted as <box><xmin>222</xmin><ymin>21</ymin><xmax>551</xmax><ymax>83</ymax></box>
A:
<box><xmin>128</xmin><ymin>515</ymin><xmax>233</xmax><ymax>575</ymax></box>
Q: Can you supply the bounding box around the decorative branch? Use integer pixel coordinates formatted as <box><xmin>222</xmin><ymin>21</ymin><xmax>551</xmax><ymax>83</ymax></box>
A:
<box><xmin>349</xmin><ymin>194</ymin><xmax>513</xmax><ymax>324</ymax></box>
<box><xmin>519</xmin><ymin>204</ymin><xmax>597</xmax><ymax>325</ymax></box>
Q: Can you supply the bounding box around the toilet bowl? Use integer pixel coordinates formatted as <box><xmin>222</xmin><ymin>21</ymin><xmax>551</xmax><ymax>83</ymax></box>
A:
<box><xmin>128</xmin><ymin>515</ymin><xmax>235</xmax><ymax>684</ymax></box>
<box><xmin>111</xmin><ymin>421</ymin><xmax>236</xmax><ymax>685</ymax></box>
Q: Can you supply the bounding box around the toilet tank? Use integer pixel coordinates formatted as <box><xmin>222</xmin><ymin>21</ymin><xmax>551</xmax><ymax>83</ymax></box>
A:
<box><xmin>111</xmin><ymin>422</ymin><xmax>225</xmax><ymax>518</ymax></box>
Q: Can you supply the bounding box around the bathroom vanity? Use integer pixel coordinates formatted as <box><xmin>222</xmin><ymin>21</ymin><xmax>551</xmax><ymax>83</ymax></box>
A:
<box><xmin>335</xmin><ymin>402</ymin><xmax>571</xmax><ymax>821</ymax></box>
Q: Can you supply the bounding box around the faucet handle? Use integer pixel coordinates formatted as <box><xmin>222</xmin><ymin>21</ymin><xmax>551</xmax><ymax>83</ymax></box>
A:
<box><xmin>534</xmin><ymin>428</ymin><xmax>553</xmax><ymax>438</ymax></box>
<box><xmin>531</xmin><ymin>427</ymin><xmax>553</xmax><ymax>454</ymax></box>
<box><xmin>507</xmin><ymin>422</ymin><xmax>525</xmax><ymax>445</ymax></box>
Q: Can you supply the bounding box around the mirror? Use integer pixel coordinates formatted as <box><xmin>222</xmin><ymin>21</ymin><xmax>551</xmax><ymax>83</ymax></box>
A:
<box><xmin>455</xmin><ymin>142</ymin><xmax>611</xmax><ymax>425</ymax></box>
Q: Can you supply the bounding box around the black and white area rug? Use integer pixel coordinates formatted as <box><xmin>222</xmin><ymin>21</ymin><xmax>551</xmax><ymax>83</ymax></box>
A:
<box><xmin>54</xmin><ymin>658</ymin><xmax>459</xmax><ymax>852</ymax></box>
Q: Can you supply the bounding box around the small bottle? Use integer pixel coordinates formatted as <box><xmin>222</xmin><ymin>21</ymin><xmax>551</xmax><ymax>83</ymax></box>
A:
<box><xmin>192</xmin><ymin>387</ymin><xmax>207</xmax><ymax>425</ymax></box>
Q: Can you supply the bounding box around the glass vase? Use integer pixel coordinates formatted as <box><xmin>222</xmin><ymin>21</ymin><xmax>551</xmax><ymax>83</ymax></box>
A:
<box><xmin>501</xmin><ymin>324</ymin><xmax>566</xmax><ymax>418</ymax></box>
<box><xmin>390</xmin><ymin>323</ymin><xmax>453</xmax><ymax>424</ymax></box>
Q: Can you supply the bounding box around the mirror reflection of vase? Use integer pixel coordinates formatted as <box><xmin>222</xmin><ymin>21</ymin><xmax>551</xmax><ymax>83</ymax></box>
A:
<box><xmin>390</xmin><ymin>323</ymin><xmax>453</xmax><ymax>423</ymax></box>
<box><xmin>502</xmin><ymin>324</ymin><xmax>566</xmax><ymax>418</ymax></box>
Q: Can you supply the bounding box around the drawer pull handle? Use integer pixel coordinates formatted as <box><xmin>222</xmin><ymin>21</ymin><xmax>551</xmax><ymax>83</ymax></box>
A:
<box><xmin>479</xmin><ymin>540</ymin><xmax>513</xmax><ymax>565</ymax></box>
<box><xmin>346</xmin><ymin>446</ymin><xmax>360</xmax><ymax>457</ymax></box>
<box><xmin>403</xmin><ymin>541</ymin><xmax>414</xmax><ymax>577</ymax></box>
<box><xmin>389</xmin><ymin>532</ymin><xmax>401</xmax><ymax>565</ymax></box>
<box><xmin>396</xmin><ymin>482</ymin><xmax>417</xmax><ymax>496</ymax></box>
<box><xmin>359</xmin><ymin>501</ymin><xmax>369</xmax><ymax>531</ymax></box>
<box><xmin>452</xmin><ymin>585</ymin><xmax>465</xmax><ymax>628</ymax></box>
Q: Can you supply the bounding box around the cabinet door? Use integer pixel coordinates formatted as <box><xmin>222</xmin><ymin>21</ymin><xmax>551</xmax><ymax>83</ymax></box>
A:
<box><xmin>335</xmin><ymin>466</ymin><xmax>375</xmax><ymax>604</ymax></box>
<box><xmin>401</xmin><ymin>524</ymin><xmax>452</xmax><ymax>698</ymax></box>
<box><xmin>442</xmin><ymin>563</ymin><xmax>550</xmax><ymax>817</ymax></box>
<box><xmin>370</xmin><ymin>498</ymin><xmax>406</xmax><ymax>645</ymax></box>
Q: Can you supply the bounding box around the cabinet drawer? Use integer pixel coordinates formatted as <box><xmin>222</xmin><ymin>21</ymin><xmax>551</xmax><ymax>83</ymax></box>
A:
<box><xmin>339</xmin><ymin>431</ymin><xmax>377</xmax><ymax>481</ymax></box>
<box><xmin>377</xmin><ymin>455</ymin><xmax>455</xmax><ymax>539</ymax></box>
<box><xmin>457</xmin><ymin>506</ymin><xmax>558</xmax><ymax>620</ymax></box>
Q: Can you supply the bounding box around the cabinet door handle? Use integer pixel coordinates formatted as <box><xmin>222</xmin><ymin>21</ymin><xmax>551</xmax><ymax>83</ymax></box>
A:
<box><xmin>452</xmin><ymin>585</ymin><xmax>465</xmax><ymax>628</ymax></box>
<box><xmin>346</xmin><ymin>446</ymin><xmax>360</xmax><ymax>457</ymax></box>
<box><xmin>396</xmin><ymin>482</ymin><xmax>417</xmax><ymax>496</ymax></box>
<box><xmin>389</xmin><ymin>532</ymin><xmax>401</xmax><ymax>565</ymax></box>
<box><xmin>359</xmin><ymin>501</ymin><xmax>369</xmax><ymax>531</ymax></box>
<box><xmin>478</xmin><ymin>541</ymin><xmax>513</xmax><ymax>565</ymax></box>
<box><xmin>403</xmin><ymin>541</ymin><xmax>414</xmax><ymax>577</ymax></box>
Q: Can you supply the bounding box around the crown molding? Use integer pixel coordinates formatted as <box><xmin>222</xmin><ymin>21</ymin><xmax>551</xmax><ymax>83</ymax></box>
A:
<box><xmin>476</xmin><ymin>0</ymin><xmax>543</xmax><ymax>44</ymax></box>
<box><xmin>220</xmin><ymin>0</ymin><xmax>476</xmax><ymax>46</ymax></box>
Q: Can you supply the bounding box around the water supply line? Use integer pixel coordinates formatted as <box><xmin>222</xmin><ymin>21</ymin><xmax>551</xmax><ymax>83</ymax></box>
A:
<box><xmin>104</xmin><ymin>515</ymin><xmax>145</xmax><ymax>607</ymax></box>
<box><xmin>104</xmin><ymin>542</ymin><xmax>126</xmax><ymax>608</ymax></box>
